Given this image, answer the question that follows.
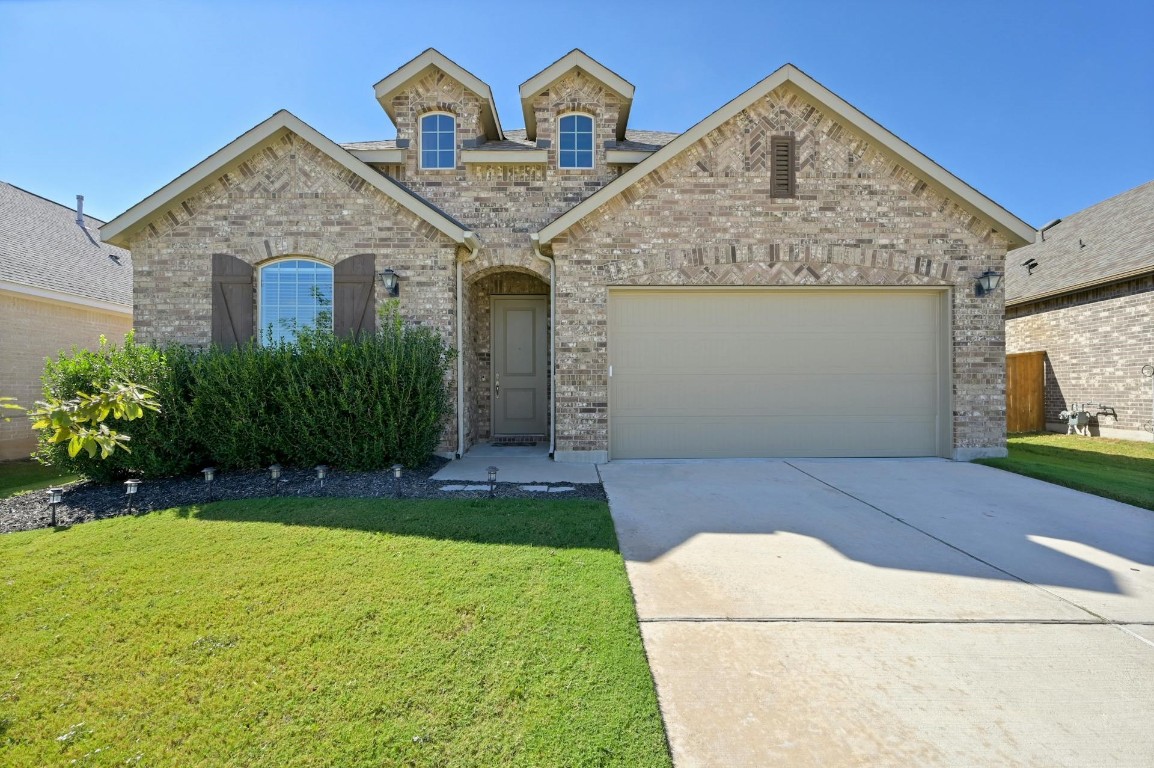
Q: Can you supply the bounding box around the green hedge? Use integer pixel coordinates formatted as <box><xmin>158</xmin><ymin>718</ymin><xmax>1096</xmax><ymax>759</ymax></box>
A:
<box><xmin>38</xmin><ymin>311</ymin><xmax>454</xmax><ymax>480</ymax></box>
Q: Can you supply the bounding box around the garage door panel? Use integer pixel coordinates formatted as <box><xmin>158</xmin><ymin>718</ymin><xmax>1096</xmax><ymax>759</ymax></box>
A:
<box><xmin>609</xmin><ymin>289</ymin><xmax>947</xmax><ymax>459</ymax></box>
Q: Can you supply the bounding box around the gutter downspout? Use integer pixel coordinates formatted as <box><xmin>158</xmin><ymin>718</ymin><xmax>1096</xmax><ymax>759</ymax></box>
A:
<box><xmin>457</xmin><ymin>232</ymin><xmax>480</xmax><ymax>459</ymax></box>
<box><xmin>529</xmin><ymin>233</ymin><xmax>556</xmax><ymax>458</ymax></box>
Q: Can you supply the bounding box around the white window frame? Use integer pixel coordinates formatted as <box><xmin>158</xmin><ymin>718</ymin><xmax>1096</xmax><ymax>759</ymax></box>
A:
<box><xmin>419</xmin><ymin>111</ymin><xmax>457</xmax><ymax>170</ymax></box>
<box><xmin>557</xmin><ymin>112</ymin><xmax>595</xmax><ymax>170</ymax></box>
<box><xmin>257</xmin><ymin>256</ymin><xmax>334</xmax><ymax>344</ymax></box>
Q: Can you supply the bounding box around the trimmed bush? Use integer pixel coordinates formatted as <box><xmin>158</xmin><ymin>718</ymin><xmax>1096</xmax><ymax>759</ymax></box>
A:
<box><xmin>37</xmin><ymin>309</ymin><xmax>454</xmax><ymax>479</ymax></box>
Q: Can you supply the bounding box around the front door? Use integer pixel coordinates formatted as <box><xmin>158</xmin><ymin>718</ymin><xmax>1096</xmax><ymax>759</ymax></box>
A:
<box><xmin>491</xmin><ymin>296</ymin><xmax>548</xmax><ymax>435</ymax></box>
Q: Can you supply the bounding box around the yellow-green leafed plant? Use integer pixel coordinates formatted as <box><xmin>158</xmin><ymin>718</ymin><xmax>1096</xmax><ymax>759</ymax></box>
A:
<box><xmin>25</xmin><ymin>381</ymin><xmax>161</xmax><ymax>459</ymax></box>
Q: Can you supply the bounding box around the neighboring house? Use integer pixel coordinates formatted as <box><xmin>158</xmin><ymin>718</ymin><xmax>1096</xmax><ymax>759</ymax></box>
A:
<box><xmin>1005</xmin><ymin>180</ymin><xmax>1154</xmax><ymax>441</ymax></box>
<box><xmin>0</xmin><ymin>182</ymin><xmax>133</xmax><ymax>460</ymax></box>
<box><xmin>101</xmin><ymin>49</ymin><xmax>1034</xmax><ymax>463</ymax></box>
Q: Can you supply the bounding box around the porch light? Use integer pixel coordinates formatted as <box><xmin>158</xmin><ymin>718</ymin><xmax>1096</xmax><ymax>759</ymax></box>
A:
<box><xmin>124</xmin><ymin>479</ymin><xmax>141</xmax><ymax>515</ymax></box>
<box><xmin>378</xmin><ymin>269</ymin><xmax>400</xmax><ymax>297</ymax></box>
<box><xmin>391</xmin><ymin>464</ymin><xmax>403</xmax><ymax>498</ymax></box>
<box><xmin>202</xmin><ymin>467</ymin><xmax>216</xmax><ymax>501</ymax></box>
<box><xmin>47</xmin><ymin>486</ymin><xmax>63</xmax><ymax>527</ymax></box>
<box><xmin>487</xmin><ymin>466</ymin><xmax>499</xmax><ymax>498</ymax></box>
<box><xmin>975</xmin><ymin>270</ymin><xmax>1003</xmax><ymax>297</ymax></box>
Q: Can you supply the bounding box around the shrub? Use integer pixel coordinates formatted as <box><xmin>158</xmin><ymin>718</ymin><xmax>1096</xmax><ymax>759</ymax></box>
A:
<box><xmin>37</xmin><ymin>333</ymin><xmax>200</xmax><ymax>481</ymax></box>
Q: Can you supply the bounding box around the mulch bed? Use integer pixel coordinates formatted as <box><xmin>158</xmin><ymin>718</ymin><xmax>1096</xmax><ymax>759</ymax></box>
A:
<box><xmin>1</xmin><ymin>457</ymin><xmax>606</xmax><ymax>535</ymax></box>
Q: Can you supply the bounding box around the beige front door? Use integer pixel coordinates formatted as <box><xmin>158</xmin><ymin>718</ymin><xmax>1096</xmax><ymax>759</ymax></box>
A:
<box><xmin>491</xmin><ymin>296</ymin><xmax>548</xmax><ymax>435</ymax></box>
<box><xmin>608</xmin><ymin>288</ymin><xmax>950</xmax><ymax>459</ymax></box>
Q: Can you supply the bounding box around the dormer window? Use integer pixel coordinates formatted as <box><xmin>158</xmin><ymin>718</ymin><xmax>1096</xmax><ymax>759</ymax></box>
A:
<box><xmin>559</xmin><ymin>114</ymin><xmax>594</xmax><ymax>169</ymax></box>
<box><xmin>420</xmin><ymin>113</ymin><xmax>456</xmax><ymax>169</ymax></box>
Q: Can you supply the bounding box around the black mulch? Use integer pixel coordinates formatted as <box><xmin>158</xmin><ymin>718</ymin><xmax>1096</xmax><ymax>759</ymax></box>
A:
<box><xmin>1</xmin><ymin>457</ymin><xmax>606</xmax><ymax>535</ymax></box>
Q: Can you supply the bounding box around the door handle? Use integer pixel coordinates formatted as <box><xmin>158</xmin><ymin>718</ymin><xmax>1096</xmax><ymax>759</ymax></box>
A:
<box><xmin>495</xmin><ymin>374</ymin><xmax>500</xmax><ymax>399</ymax></box>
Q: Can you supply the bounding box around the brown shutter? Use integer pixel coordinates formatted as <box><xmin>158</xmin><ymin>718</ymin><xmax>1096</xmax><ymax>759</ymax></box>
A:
<box><xmin>211</xmin><ymin>253</ymin><xmax>254</xmax><ymax>348</ymax></box>
<box><xmin>770</xmin><ymin>136</ymin><xmax>795</xmax><ymax>198</ymax></box>
<box><xmin>334</xmin><ymin>253</ymin><xmax>377</xmax><ymax>337</ymax></box>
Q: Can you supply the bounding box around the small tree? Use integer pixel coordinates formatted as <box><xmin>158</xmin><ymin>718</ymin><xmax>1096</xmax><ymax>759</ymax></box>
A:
<box><xmin>17</xmin><ymin>381</ymin><xmax>161</xmax><ymax>459</ymax></box>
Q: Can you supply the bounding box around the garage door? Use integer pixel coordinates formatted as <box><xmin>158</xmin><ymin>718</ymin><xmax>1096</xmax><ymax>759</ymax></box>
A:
<box><xmin>608</xmin><ymin>288</ymin><xmax>949</xmax><ymax>459</ymax></box>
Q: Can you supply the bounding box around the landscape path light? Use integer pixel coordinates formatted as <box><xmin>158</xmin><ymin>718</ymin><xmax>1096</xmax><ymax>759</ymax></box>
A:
<box><xmin>487</xmin><ymin>466</ymin><xmax>499</xmax><ymax>498</ymax></box>
<box><xmin>202</xmin><ymin>467</ymin><xmax>216</xmax><ymax>501</ymax></box>
<box><xmin>124</xmin><ymin>479</ymin><xmax>141</xmax><ymax>515</ymax></box>
<box><xmin>269</xmin><ymin>464</ymin><xmax>283</xmax><ymax>495</ymax></box>
<box><xmin>391</xmin><ymin>464</ymin><xmax>403</xmax><ymax>498</ymax></box>
<box><xmin>47</xmin><ymin>486</ymin><xmax>63</xmax><ymax>527</ymax></box>
<box><xmin>315</xmin><ymin>464</ymin><xmax>329</xmax><ymax>488</ymax></box>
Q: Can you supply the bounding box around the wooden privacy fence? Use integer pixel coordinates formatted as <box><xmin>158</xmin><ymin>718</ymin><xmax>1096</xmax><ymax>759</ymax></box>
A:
<box><xmin>1006</xmin><ymin>351</ymin><xmax>1046</xmax><ymax>433</ymax></box>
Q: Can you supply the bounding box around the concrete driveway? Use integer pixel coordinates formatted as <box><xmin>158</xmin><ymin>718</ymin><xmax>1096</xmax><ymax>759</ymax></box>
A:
<box><xmin>599</xmin><ymin>459</ymin><xmax>1154</xmax><ymax>767</ymax></box>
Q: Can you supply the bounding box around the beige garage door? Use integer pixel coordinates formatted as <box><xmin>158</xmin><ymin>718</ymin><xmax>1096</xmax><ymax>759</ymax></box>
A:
<box><xmin>608</xmin><ymin>288</ymin><xmax>949</xmax><ymax>459</ymax></box>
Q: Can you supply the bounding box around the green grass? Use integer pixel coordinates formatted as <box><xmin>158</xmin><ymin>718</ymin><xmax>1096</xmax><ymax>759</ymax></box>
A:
<box><xmin>977</xmin><ymin>433</ymin><xmax>1154</xmax><ymax>510</ymax></box>
<box><xmin>0</xmin><ymin>498</ymin><xmax>671</xmax><ymax>767</ymax></box>
<box><xmin>0</xmin><ymin>460</ymin><xmax>77</xmax><ymax>498</ymax></box>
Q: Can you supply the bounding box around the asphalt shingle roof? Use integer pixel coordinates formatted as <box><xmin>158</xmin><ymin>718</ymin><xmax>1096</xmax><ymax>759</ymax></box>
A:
<box><xmin>0</xmin><ymin>181</ymin><xmax>132</xmax><ymax>306</ymax></box>
<box><xmin>1005</xmin><ymin>180</ymin><xmax>1154</xmax><ymax>304</ymax></box>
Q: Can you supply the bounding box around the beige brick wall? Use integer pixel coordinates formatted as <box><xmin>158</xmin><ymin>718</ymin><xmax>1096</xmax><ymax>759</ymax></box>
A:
<box><xmin>1006</xmin><ymin>276</ymin><xmax>1154</xmax><ymax>439</ymax></box>
<box><xmin>547</xmin><ymin>83</ymin><xmax>1013</xmax><ymax>459</ymax></box>
<box><xmin>0</xmin><ymin>291</ymin><xmax>132</xmax><ymax>460</ymax></box>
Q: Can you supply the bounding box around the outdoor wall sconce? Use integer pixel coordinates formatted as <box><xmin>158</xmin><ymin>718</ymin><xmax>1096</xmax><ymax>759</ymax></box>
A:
<box><xmin>315</xmin><ymin>464</ymin><xmax>329</xmax><ymax>488</ymax></box>
<box><xmin>202</xmin><ymin>467</ymin><xmax>216</xmax><ymax>501</ymax></box>
<box><xmin>975</xmin><ymin>269</ymin><xmax>1003</xmax><ymax>297</ymax></box>
<box><xmin>269</xmin><ymin>463</ymin><xmax>283</xmax><ymax>495</ymax></box>
<box><xmin>391</xmin><ymin>464</ymin><xmax>403</xmax><ymax>498</ymax></box>
<box><xmin>124</xmin><ymin>479</ymin><xmax>141</xmax><ymax>515</ymax></box>
<box><xmin>487</xmin><ymin>466</ymin><xmax>499</xmax><ymax>498</ymax></box>
<box><xmin>378</xmin><ymin>269</ymin><xmax>400</xmax><ymax>297</ymax></box>
<box><xmin>47</xmin><ymin>486</ymin><xmax>63</xmax><ymax>527</ymax></box>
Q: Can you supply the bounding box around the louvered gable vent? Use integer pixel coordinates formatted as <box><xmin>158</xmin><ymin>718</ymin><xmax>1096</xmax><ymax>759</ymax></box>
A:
<box><xmin>770</xmin><ymin>136</ymin><xmax>795</xmax><ymax>198</ymax></box>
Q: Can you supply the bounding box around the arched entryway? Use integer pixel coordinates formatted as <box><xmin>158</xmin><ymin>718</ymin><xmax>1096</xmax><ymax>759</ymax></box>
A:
<box><xmin>464</xmin><ymin>268</ymin><xmax>551</xmax><ymax>450</ymax></box>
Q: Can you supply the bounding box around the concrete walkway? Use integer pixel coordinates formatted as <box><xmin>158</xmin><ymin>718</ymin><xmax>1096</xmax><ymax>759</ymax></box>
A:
<box><xmin>431</xmin><ymin>442</ymin><xmax>599</xmax><ymax>484</ymax></box>
<box><xmin>600</xmin><ymin>459</ymin><xmax>1154</xmax><ymax>767</ymax></box>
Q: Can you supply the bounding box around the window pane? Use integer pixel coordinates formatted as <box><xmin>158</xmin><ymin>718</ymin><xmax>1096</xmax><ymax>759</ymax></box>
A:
<box><xmin>439</xmin><ymin>150</ymin><xmax>454</xmax><ymax>167</ymax></box>
<box><xmin>422</xmin><ymin>150</ymin><xmax>438</xmax><ymax>168</ymax></box>
<box><xmin>559</xmin><ymin>131</ymin><xmax>575</xmax><ymax>150</ymax></box>
<box><xmin>560</xmin><ymin>115</ymin><xmax>575</xmax><ymax>132</ymax></box>
<box><xmin>576</xmin><ymin>131</ymin><xmax>593</xmax><ymax>150</ymax></box>
<box><xmin>559</xmin><ymin>150</ymin><xmax>576</xmax><ymax>168</ymax></box>
<box><xmin>259</xmin><ymin>259</ymin><xmax>334</xmax><ymax>344</ymax></box>
<box><xmin>438</xmin><ymin>114</ymin><xmax>454</xmax><ymax>131</ymax></box>
<box><xmin>576</xmin><ymin>150</ymin><xmax>593</xmax><ymax>168</ymax></box>
<box><xmin>421</xmin><ymin>114</ymin><xmax>437</xmax><ymax>131</ymax></box>
<box><xmin>438</xmin><ymin>131</ymin><xmax>454</xmax><ymax>150</ymax></box>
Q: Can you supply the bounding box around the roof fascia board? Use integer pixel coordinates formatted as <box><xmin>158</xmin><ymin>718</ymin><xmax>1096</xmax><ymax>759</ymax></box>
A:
<box><xmin>606</xmin><ymin>149</ymin><xmax>653</xmax><ymax>164</ymax></box>
<box><xmin>0</xmin><ymin>280</ymin><xmax>131</xmax><ymax>315</ymax></box>
<box><xmin>348</xmin><ymin>148</ymin><xmax>406</xmax><ymax>164</ymax></box>
<box><xmin>461</xmin><ymin>149</ymin><xmax>547</xmax><ymax>164</ymax></box>
<box><xmin>373</xmin><ymin>49</ymin><xmax>503</xmax><ymax>139</ymax></box>
<box><xmin>537</xmin><ymin>64</ymin><xmax>1035</xmax><ymax>246</ymax></box>
<box><xmin>101</xmin><ymin>110</ymin><xmax>471</xmax><ymax>247</ymax></box>
<box><xmin>1006</xmin><ymin>265</ymin><xmax>1154</xmax><ymax>307</ymax></box>
<box><xmin>519</xmin><ymin>50</ymin><xmax>636</xmax><ymax>141</ymax></box>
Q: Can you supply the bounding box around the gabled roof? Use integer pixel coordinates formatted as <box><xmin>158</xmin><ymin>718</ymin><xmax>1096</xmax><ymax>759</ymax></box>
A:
<box><xmin>536</xmin><ymin>63</ymin><xmax>1035</xmax><ymax>248</ymax></box>
<box><xmin>1005</xmin><ymin>179</ymin><xmax>1154</xmax><ymax>306</ymax></box>
<box><xmin>0</xmin><ymin>181</ymin><xmax>131</xmax><ymax>312</ymax></box>
<box><xmin>101</xmin><ymin>110</ymin><xmax>478</xmax><ymax>250</ymax></box>
<box><xmin>373</xmin><ymin>49</ymin><xmax>503</xmax><ymax>140</ymax></box>
<box><xmin>519</xmin><ymin>49</ymin><xmax>635</xmax><ymax>141</ymax></box>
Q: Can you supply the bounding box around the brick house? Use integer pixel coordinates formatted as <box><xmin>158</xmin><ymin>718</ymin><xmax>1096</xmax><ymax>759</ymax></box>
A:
<box><xmin>101</xmin><ymin>49</ymin><xmax>1033</xmax><ymax>462</ymax></box>
<box><xmin>1005</xmin><ymin>180</ymin><xmax>1154</xmax><ymax>441</ymax></box>
<box><xmin>0</xmin><ymin>182</ymin><xmax>133</xmax><ymax>460</ymax></box>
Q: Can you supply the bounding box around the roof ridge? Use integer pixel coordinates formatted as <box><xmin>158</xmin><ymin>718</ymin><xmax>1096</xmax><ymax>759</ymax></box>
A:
<box><xmin>1</xmin><ymin>180</ymin><xmax>108</xmax><ymax>225</ymax></box>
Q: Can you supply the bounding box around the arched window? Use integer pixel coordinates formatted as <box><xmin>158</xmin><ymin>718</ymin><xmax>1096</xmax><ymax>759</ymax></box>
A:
<box><xmin>259</xmin><ymin>259</ymin><xmax>333</xmax><ymax>343</ymax></box>
<box><xmin>420</xmin><ymin>113</ymin><xmax>456</xmax><ymax>169</ymax></box>
<box><xmin>558</xmin><ymin>113</ymin><xmax>594</xmax><ymax>169</ymax></box>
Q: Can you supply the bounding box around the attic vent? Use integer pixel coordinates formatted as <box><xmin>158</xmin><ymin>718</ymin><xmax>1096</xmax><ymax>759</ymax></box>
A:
<box><xmin>1022</xmin><ymin>258</ymin><xmax>1038</xmax><ymax>275</ymax></box>
<box><xmin>109</xmin><ymin>253</ymin><xmax>121</xmax><ymax>264</ymax></box>
<box><xmin>770</xmin><ymin>136</ymin><xmax>796</xmax><ymax>198</ymax></box>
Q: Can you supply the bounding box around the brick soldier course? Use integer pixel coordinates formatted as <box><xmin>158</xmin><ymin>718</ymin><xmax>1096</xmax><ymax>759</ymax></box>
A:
<box><xmin>102</xmin><ymin>49</ymin><xmax>1035</xmax><ymax>462</ymax></box>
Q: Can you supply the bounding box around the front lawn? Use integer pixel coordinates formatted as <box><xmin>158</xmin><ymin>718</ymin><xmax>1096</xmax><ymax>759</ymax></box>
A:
<box><xmin>977</xmin><ymin>433</ymin><xmax>1154</xmax><ymax>510</ymax></box>
<box><xmin>0</xmin><ymin>498</ymin><xmax>670</xmax><ymax>767</ymax></box>
<box><xmin>0</xmin><ymin>460</ymin><xmax>77</xmax><ymax>499</ymax></box>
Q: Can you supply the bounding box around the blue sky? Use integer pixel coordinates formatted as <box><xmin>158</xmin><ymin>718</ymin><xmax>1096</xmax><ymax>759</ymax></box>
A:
<box><xmin>1</xmin><ymin>0</ymin><xmax>1151</xmax><ymax>226</ymax></box>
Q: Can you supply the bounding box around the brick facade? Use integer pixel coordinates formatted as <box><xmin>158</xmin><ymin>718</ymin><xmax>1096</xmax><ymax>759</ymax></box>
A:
<box><xmin>115</xmin><ymin>55</ymin><xmax>1023</xmax><ymax>461</ymax></box>
<box><xmin>0</xmin><ymin>292</ymin><xmax>132</xmax><ymax>460</ymax></box>
<box><xmin>1006</xmin><ymin>275</ymin><xmax>1154</xmax><ymax>439</ymax></box>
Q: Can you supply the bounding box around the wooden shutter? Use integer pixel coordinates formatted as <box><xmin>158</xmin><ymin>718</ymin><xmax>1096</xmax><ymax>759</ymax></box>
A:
<box><xmin>334</xmin><ymin>253</ymin><xmax>377</xmax><ymax>337</ymax></box>
<box><xmin>211</xmin><ymin>253</ymin><xmax>254</xmax><ymax>348</ymax></box>
<box><xmin>770</xmin><ymin>136</ymin><xmax>795</xmax><ymax>198</ymax></box>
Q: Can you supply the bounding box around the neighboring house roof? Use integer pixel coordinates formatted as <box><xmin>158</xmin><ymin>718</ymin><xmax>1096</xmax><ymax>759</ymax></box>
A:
<box><xmin>373</xmin><ymin>48</ymin><xmax>504</xmax><ymax>141</ymax></box>
<box><xmin>0</xmin><ymin>181</ymin><xmax>131</xmax><ymax>313</ymax></box>
<box><xmin>101</xmin><ymin>110</ymin><xmax>479</xmax><ymax>252</ymax></box>
<box><xmin>519</xmin><ymin>49</ymin><xmax>635</xmax><ymax>142</ymax></box>
<box><xmin>535</xmin><ymin>63</ymin><xmax>1035</xmax><ymax>249</ymax></box>
<box><xmin>1005</xmin><ymin>179</ymin><xmax>1154</xmax><ymax>306</ymax></box>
